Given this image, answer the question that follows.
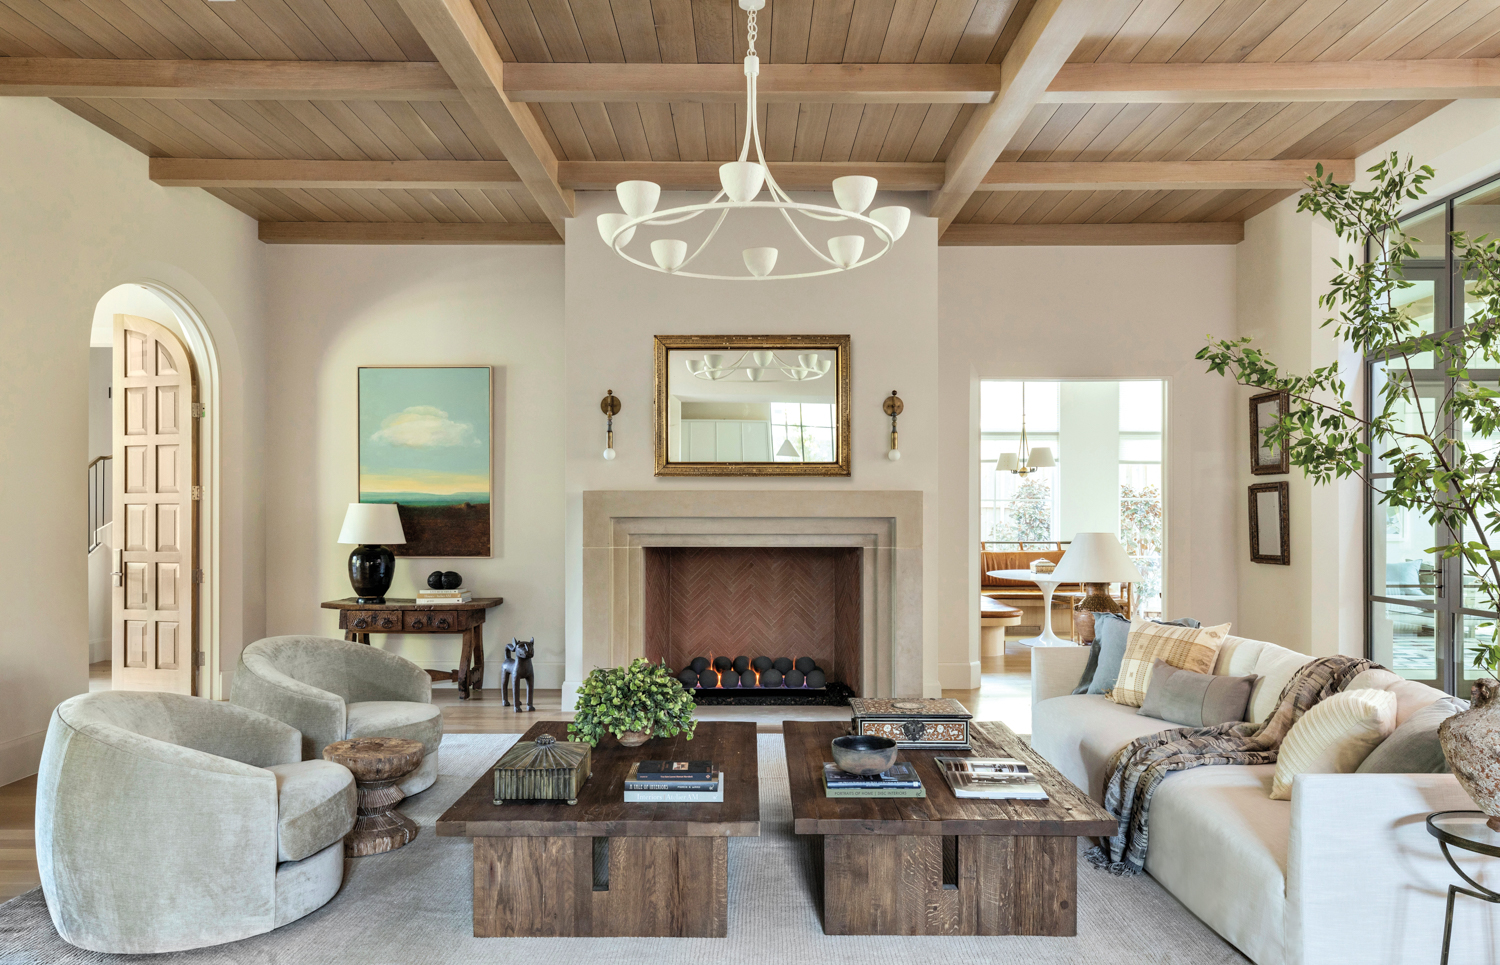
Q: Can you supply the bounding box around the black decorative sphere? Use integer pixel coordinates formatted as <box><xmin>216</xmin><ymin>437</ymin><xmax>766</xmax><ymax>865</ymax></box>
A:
<box><xmin>773</xmin><ymin>656</ymin><xmax>793</xmax><ymax>674</ymax></box>
<box><xmin>690</xmin><ymin>656</ymin><xmax>710</xmax><ymax>674</ymax></box>
<box><xmin>699</xmin><ymin>668</ymin><xmax>719</xmax><ymax>688</ymax></box>
<box><xmin>713</xmin><ymin>655</ymin><xmax>732</xmax><ymax>672</ymax></box>
<box><xmin>806</xmin><ymin>669</ymin><xmax>826</xmax><ymax>688</ymax></box>
<box><xmin>739</xmin><ymin>669</ymin><xmax>757</xmax><ymax>688</ymax></box>
<box><xmin>751</xmin><ymin>656</ymin><xmax>773</xmax><ymax>673</ymax></box>
<box><xmin>427</xmin><ymin>571</ymin><xmax>445</xmax><ymax>589</ymax></box>
<box><xmin>677</xmin><ymin>669</ymin><xmax>699</xmax><ymax>688</ymax></box>
<box><xmin>760</xmin><ymin>668</ymin><xmax>783</xmax><ymax>688</ymax></box>
<box><xmin>441</xmin><ymin>571</ymin><xmax>463</xmax><ymax>589</ymax></box>
<box><xmin>784</xmin><ymin>669</ymin><xmax>804</xmax><ymax>688</ymax></box>
<box><xmin>719</xmin><ymin>669</ymin><xmax>739</xmax><ymax>688</ymax></box>
<box><xmin>733</xmin><ymin>655</ymin><xmax>750</xmax><ymax>673</ymax></box>
<box><xmin>794</xmin><ymin>656</ymin><xmax>817</xmax><ymax>674</ymax></box>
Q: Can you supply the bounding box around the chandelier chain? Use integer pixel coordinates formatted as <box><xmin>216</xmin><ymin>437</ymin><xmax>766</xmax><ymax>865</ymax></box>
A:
<box><xmin>747</xmin><ymin>8</ymin><xmax>757</xmax><ymax>57</ymax></box>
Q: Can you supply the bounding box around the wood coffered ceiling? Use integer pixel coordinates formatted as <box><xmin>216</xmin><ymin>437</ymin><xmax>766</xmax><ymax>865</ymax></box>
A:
<box><xmin>3</xmin><ymin>0</ymin><xmax>1500</xmax><ymax>245</ymax></box>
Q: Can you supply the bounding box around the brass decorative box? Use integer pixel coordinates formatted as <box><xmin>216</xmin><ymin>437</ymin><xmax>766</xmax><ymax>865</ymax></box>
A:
<box><xmin>492</xmin><ymin>734</ymin><xmax>591</xmax><ymax>805</ymax></box>
<box><xmin>849</xmin><ymin>697</ymin><xmax>973</xmax><ymax>749</ymax></box>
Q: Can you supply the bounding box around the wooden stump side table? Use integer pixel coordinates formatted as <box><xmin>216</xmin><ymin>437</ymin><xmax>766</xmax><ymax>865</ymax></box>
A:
<box><xmin>320</xmin><ymin>597</ymin><xmax>503</xmax><ymax>699</ymax></box>
<box><xmin>324</xmin><ymin>737</ymin><xmax>425</xmax><ymax>856</ymax></box>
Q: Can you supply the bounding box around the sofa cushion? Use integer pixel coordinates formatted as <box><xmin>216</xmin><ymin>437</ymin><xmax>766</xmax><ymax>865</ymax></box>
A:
<box><xmin>1345</xmin><ymin>668</ymin><xmax>1449</xmax><ymax>727</ymax></box>
<box><xmin>1357</xmin><ymin>696</ymin><xmax>1465</xmax><ymax>774</ymax></box>
<box><xmin>1271</xmin><ymin>689</ymin><xmax>1397</xmax><ymax>800</ymax></box>
<box><xmin>1144</xmin><ymin>763</ymin><xmax>1288</xmax><ymax>965</ymax></box>
<box><xmin>1247</xmin><ymin>643</ymin><xmax>1314</xmax><ymax>725</ymax></box>
<box><xmin>1110</xmin><ymin>619</ymin><xmax>1230</xmax><ymax>707</ymax></box>
<box><xmin>1138</xmin><ymin>657</ymin><xmax>1258</xmax><ymax>727</ymax></box>
<box><xmin>345</xmin><ymin>700</ymin><xmax>443</xmax><ymax>756</ymax></box>
<box><xmin>1076</xmin><ymin>615</ymin><xmax>1201</xmax><ymax>694</ymax></box>
<box><xmin>267</xmin><ymin>760</ymin><xmax>355</xmax><ymax>862</ymax></box>
<box><xmin>1029</xmin><ymin>694</ymin><xmax>1184</xmax><ymax>802</ymax></box>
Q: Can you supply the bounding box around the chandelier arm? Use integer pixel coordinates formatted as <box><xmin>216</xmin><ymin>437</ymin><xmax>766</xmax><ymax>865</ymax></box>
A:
<box><xmin>777</xmin><ymin>206</ymin><xmax>843</xmax><ymax>267</ymax></box>
<box><xmin>646</xmin><ymin>193</ymin><xmax>727</xmax><ymax>226</ymax></box>
<box><xmin>675</xmin><ymin>207</ymin><xmax>732</xmax><ymax>273</ymax></box>
<box><xmin>738</xmin><ymin>66</ymin><xmax>754</xmax><ymax>164</ymax></box>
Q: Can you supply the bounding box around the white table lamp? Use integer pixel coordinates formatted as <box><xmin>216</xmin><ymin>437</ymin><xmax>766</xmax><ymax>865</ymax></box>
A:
<box><xmin>338</xmin><ymin>503</ymin><xmax>406</xmax><ymax>604</ymax></box>
<box><xmin>1052</xmin><ymin>532</ymin><xmax>1141</xmax><ymax>617</ymax></box>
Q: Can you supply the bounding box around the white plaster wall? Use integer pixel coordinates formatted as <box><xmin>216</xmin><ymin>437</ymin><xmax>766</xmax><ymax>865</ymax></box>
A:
<box><xmin>0</xmin><ymin>98</ymin><xmax>266</xmax><ymax>785</ymax></box>
<box><xmin>262</xmin><ymin>245</ymin><xmax>568</xmax><ymax>689</ymax></box>
<box><xmin>564</xmin><ymin>191</ymin><xmax>942</xmax><ymax>704</ymax></box>
<box><xmin>938</xmin><ymin>246</ymin><xmax>1241</xmax><ymax>688</ymax></box>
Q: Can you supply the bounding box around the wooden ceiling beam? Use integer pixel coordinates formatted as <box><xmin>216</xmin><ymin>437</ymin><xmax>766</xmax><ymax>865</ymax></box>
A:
<box><xmin>503</xmin><ymin>63</ymin><xmax>1001</xmax><ymax>103</ymax></box>
<box><xmin>0</xmin><ymin>57</ymin><xmax>460</xmax><ymax>101</ymax></box>
<box><xmin>258</xmin><ymin>222</ymin><xmax>561</xmax><ymax>244</ymax></box>
<box><xmin>394</xmin><ymin>0</ymin><xmax>573</xmax><ymax>234</ymax></box>
<box><xmin>930</xmin><ymin>0</ymin><xmax>1130</xmax><ymax>232</ymax></box>
<box><xmin>979</xmin><ymin>159</ymin><xmax>1355</xmax><ymax>192</ymax></box>
<box><xmin>151</xmin><ymin>158</ymin><xmax>520</xmax><ymax>189</ymax></box>
<box><xmin>558</xmin><ymin>161</ymin><xmax>945</xmax><ymax>191</ymax></box>
<box><xmin>940</xmin><ymin>223</ymin><xmax>1246</xmax><ymax>246</ymax></box>
<box><xmin>1044</xmin><ymin>58</ymin><xmax>1500</xmax><ymax>104</ymax></box>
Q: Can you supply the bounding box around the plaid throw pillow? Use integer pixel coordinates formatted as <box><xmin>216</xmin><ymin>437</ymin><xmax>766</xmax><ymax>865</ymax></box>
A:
<box><xmin>1108</xmin><ymin>619</ymin><xmax>1232</xmax><ymax>708</ymax></box>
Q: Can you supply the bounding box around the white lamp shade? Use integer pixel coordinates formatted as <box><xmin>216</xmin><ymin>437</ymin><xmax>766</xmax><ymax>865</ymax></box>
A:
<box><xmin>596</xmin><ymin>212</ymin><xmax>635</xmax><ymax>248</ymax></box>
<box><xmin>777</xmin><ymin>437</ymin><xmax>801</xmax><ymax>457</ymax></box>
<box><xmin>832</xmin><ymin>175</ymin><xmax>878</xmax><ymax>214</ymax></box>
<box><xmin>743</xmin><ymin>246</ymin><xmax>778</xmax><ymax>277</ymax></box>
<box><xmin>338</xmin><ymin>502</ymin><xmax>406</xmax><ymax>545</ymax></box>
<box><xmin>827</xmin><ymin>234</ymin><xmax>865</xmax><ymax>268</ymax></box>
<box><xmin>651</xmin><ymin>238</ymin><xmax>688</xmax><ymax>271</ymax></box>
<box><xmin>616</xmin><ymin>180</ymin><xmax>660</xmax><ymax>217</ymax></box>
<box><xmin>1027</xmin><ymin>446</ymin><xmax>1055</xmax><ymax>468</ymax></box>
<box><xmin>720</xmin><ymin>161</ymin><xmax>766</xmax><ymax>202</ymax></box>
<box><xmin>869</xmin><ymin>205</ymin><xmax>910</xmax><ymax>241</ymax></box>
<box><xmin>1051</xmin><ymin>533</ymin><xmax>1141</xmax><ymax>584</ymax></box>
<box><xmin>995</xmin><ymin>453</ymin><xmax>1019</xmax><ymax>472</ymax></box>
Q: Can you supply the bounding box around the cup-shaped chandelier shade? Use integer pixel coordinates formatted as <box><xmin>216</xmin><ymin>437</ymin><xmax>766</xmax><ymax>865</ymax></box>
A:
<box><xmin>828</xmin><ymin>235</ymin><xmax>865</xmax><ymax>268</ymax></box>
<box><xmin>1027</xmin><ymin>447</ymin><xmax>1055</xmax><ymax>468</ymax></box>
<box><xmin>596</xmin><ymin>212</ymin><xmax>636</xmax><ymax>247</ymax></box>
<box><xmin>1051</xmin><ymin>533</ymin><xmax>1143</xmax><ymax>584</ymax></box>
<box><xmin>995</xmin><ymin>453</ymin><xmax>1020</xmax><ymax>472</ymax></box>
<box><xmin>751</xmin><ymin>351</ymin><xmax>776</xmax><ymax>366</ymax></box>
<box><xmin>720</xmin><ymin>161</ymin><xmax>767</xmax><ymax>202</ymax></box>
<box><xmin>777</xmin><ymin>438</ymin><xmax>801</xmax><ymax>458</ymax></box>
<box><xmin>743</xmin><ymin>247</ymin><xmax>778</xmax><ymax>277</ymax></box>
<box><xmin>703</xmin><ymin>353</ymin><xmax>725</xmax><ymax>370</ymax></box>
<box><xmin>651</xmin><ymin>238</ymin><xmax>689</xmax><ymax>272</ymax></box>
<box><xmin>870</xmin><ymin>205</ymin><xmax>911</xmax><ymax>241</ymax></box>
<box><xmin>338</xmin><ymin>502</ymin><xmax>406</xmax><ymax>545</ymax></box>
<box><xmin>617</xmin><ymin>180</ymin><xmax>661</xmax><ymax>217</ymax></box>
<box><xmin>832</xmin><ymin>175</ymin><xmax>878</xmax><ymax>214</ymax></box>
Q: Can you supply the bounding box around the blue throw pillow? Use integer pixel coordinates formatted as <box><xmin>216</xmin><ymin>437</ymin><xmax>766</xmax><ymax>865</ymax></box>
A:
<box><xmin>1077</xmin><ymin>614</ymin><xmax>1203</xmax><ymax>695</ymax></box>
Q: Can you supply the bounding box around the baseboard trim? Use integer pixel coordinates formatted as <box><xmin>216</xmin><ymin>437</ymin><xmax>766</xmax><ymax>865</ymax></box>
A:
<box><xmin>939</xmin><ymin>660</ymin><xmax>982</xmax><ymax>691</ymax></box>
<box><xmin>0</xmin><ymin>729</ymin><xmax>46</xmax><ymax>787</ymax></box>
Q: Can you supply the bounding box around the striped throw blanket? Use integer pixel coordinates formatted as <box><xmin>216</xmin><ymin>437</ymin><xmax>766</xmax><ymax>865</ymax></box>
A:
<box><xmin>1085</xmin><ymin>654</ymin><xmax>1376</xmax><ymax>876</ymax></box>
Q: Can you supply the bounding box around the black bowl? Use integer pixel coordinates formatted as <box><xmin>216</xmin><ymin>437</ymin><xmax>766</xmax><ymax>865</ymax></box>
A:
<box><xmin>831</xmin><ymin>735</ymin><xmax>898</xmax><ymax>776</ymax></box>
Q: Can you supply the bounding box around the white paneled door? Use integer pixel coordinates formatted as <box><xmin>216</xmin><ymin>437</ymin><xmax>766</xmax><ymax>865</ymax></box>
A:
<box><xmin>111</xmin><ymin>315</ymin><xmax>197</xmax><ymax>694</ymax></box>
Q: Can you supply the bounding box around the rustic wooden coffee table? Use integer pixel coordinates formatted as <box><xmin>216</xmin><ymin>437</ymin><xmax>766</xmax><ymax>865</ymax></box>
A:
<box><xmin>784</xmin><ymin>719</ymin><xmax>1114</xmax><ymax>936</ymax></box>
<box><xmin>437</xmin><ymin>720</ymin><xmax>759</xmax><ymax>938</ymax></box>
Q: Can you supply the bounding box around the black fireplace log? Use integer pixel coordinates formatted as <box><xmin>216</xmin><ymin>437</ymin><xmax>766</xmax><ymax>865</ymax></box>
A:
<box><xmin>806</xmin><ymin>669</ymin><xmax>826</xmax><ymax>688</ymax></box>
<box><xmin>678</xmin><ymin>669</ymin><xmax>698</xmax><ymax>688</ymax></box>
<box><xmin>690</xmin><ymin>656</ymin><xmax>709</xmax><ymax>674</ymax></box>
<box><xmin>795</xmin><ymin>656</ymin><xmax>816</xmax><ymax>674</ymax></box>
<box><xmin>784</xmin><ymin>669</ymin><xmax>804</xmax><ymax>688</ymax></box>
<box><xmin>751</xmin><ymin>656</ymin><xmax>773</xmax><ymax>672</ymax></box>
<box><xmin>773</xmin><ymin>657</ymin><xmax>793</xmax><ymax>674</ymax></box>
<box><xmin>733</xmin><ymin>655</ymin><xmax>750</xmax><ymax>673</ymax></box>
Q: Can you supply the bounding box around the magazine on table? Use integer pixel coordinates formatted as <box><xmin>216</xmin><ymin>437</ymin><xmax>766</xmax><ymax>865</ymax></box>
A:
<box><xmin>821</xmin><ymin>762</ymin><xmax>922</xmax><ymax>789</ymax></box>
<box><xmin>934</xmin><ymin>757</ymin><xmax>1048</xmax><ymax>800</ymax></box>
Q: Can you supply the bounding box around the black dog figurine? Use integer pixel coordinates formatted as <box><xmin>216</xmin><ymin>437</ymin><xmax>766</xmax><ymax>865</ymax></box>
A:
<box><xmin>501</xmin><ymin>638</ymin><xmax>536</xmax><ymax>712</ymax></box>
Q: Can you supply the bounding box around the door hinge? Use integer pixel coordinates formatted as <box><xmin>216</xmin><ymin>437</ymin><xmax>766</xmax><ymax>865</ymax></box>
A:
<box><xmin>195</xmin><ymin>651</ymin><xmax>206</xmax><ymax>667</ymax></box>
<box><xmin>190</xmin><ymin>485</ymin><xmax>203</xmax><ymax>500</ymax></box>
<box><xmin>191</xmin><ymin>402</ymin><xmax>206</xmax><ymax>418</ymax></box>
<box><xmin>192</xmin><ymin>568</ymin><xmax>205</xmax><ymax>584</ymax></box>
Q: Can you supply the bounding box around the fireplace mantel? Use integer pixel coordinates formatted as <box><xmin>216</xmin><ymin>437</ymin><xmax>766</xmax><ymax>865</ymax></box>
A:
<box><xmin>569</xmin><ymin>490</ymin><xmax>923</xmax><ymax>706</ymax></box>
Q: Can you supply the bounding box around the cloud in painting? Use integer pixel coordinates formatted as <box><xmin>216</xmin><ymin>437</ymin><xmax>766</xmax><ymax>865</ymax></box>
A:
<box><xmin>370</xmin><ymin>405</ymin><xmax>478</xmax><ymax>448</ymax></box>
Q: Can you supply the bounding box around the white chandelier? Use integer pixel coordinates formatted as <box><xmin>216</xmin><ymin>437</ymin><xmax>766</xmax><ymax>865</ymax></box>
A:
<box><xmin>685</xmin><ymin>350</ymin><xmax>831</xmax><ymax>382</ymax></box>
<box><xmin>595</xmin><ymin>0</ymin><xmax>910</xmax><ymax>280</ymax></box>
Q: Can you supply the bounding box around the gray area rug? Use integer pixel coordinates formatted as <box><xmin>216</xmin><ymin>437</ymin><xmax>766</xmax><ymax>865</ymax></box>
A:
<box><xmin>0</xmin><ymin>734</ymin><xmax>1248</xmax><ymax>963</ymax></box>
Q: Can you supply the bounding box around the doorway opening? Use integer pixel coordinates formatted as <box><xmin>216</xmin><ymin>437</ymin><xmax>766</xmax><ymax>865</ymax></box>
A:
<box><xmin>88</xmin><ymin>284</ymin><xmax>219</xmax><ymax>697</ymax></box>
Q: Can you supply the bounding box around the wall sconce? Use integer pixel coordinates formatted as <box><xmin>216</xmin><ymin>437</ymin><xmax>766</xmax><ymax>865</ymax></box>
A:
<box><xmin>883</xmin><ymin>390</ymin><xmax>903</xmax><ymax>461</ymax></box>
<box><xmin>600</xmin><ymin>390</ymin><xmax>621</xmax><ymax>460</ymax></box>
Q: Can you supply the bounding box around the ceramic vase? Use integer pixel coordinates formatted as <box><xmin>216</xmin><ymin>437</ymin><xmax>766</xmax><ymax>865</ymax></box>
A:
<box><xmin>1440</xmin><ymin>677</ymin><xmax>1500</xmax><ymax>831</ymax></box>
<box><xmin>616</xmin><ymin>729</ymin><xmax>651</xmax><ymax>747</ymax></box>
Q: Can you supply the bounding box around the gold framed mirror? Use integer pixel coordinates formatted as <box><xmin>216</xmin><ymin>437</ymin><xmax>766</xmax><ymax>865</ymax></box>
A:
<box><xmin>654</xmin><ymin>334</ymin><xmax>851</xmax><ymax>476</ymax></box>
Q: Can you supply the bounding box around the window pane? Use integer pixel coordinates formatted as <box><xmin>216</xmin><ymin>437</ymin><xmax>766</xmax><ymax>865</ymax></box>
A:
<box><xmin>1372</xmin><ymin>500</ymin><xmax>1436</xmax><ymax>604</ymax></box>
<box><xmin>1459</xmin><ymin>615</ymin><xmax>1498</xmax><ymax>701</ymax></box>
<box><xmin>1369</xmin><ymin>600</ymin><xmax>1441</xmax><ymax>686</ymax></box>
<box><xmin>1463</xmin><ymin>511</ymin><xmax>1500</xmax><ymax>612</ymax></box>
<box><xmin>1119</xmin><ymin>438</ymin><xmax>1161</xmax><ymax>462</ymax></box>
<box><xmin>1388</xmin><ymin>278</ymin><xmax>1436</xmax><ymax>368</ymax></box>
<box><xmin>980</xmin><ymin>381</ymin><xmax>1059</xmax><ymax>433</ymax></box>
<box><xmin>1401</xmin><ymin>206</ymin><xmax>1446</xmax><ymax>263</ymax></box>
<box><xmin>1370</xmin><ymin>363</ymin><xmax>1443</xmax><ymax>472</ymax></box>
<box><xmin>1455</xmin><ymin>182</ymin><xmax>1500</xmax><ymax>329</ymax></box>
<box><xmin>1119</xmin><ymin>382</ymin><xmax>1162</xmax><ymax>432</ymax></box>
<box><xmin>802</xmin><ymin>403</ymin><xmax>833</xmax><ymax>428</ymax></box>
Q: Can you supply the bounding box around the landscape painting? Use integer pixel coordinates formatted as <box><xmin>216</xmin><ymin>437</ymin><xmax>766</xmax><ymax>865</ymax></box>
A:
<box><xmin>358</xmin><ymin>366</ymin><xmax>491</xmax><ymax>557</ymax></box>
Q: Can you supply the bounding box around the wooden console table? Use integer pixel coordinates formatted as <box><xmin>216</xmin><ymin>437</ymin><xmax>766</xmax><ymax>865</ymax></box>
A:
<box><xmin>320</xmin><ymin>597</ymin><xmax>503</xmax><ymax>700</ymax></box>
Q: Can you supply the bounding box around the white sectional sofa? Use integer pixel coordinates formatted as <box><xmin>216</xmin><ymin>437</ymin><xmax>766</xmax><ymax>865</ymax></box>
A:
<box><xmin>1031</xmin><ymin>635</ymin><xmax>1499</xmax><ymax>965</ymax></box>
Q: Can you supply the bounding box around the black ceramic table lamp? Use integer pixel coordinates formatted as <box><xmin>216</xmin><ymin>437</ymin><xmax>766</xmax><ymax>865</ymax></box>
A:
<box><xmin>337</xmin><ymin>502</ymin><xmax>407</xmax><ymax>604</ymax></box>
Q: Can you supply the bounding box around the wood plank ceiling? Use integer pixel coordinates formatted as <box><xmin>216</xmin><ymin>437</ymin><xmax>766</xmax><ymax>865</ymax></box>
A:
<box><xmin>0</xmin><ymin>0</ymin><xmax>1497</xmax><ymax>245</ymax></box>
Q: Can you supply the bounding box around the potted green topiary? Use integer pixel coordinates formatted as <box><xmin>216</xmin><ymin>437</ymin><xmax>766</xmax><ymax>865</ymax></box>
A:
<box><xmin>567</xmin><ymin>658</ymin><xmax>698</xmax><ymax>747</ymax></box>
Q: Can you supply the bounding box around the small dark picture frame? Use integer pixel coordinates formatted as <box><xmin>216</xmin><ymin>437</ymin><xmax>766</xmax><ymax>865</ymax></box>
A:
<box><xmin>1249</xmin><ymin>390</ymin><xmax>1290</xmax><ymax>475</ymax></box>
<box><xmin>1249</xmin><ymin>481</ymin><xmax>1290</xmax><ymax>565</ymax></box>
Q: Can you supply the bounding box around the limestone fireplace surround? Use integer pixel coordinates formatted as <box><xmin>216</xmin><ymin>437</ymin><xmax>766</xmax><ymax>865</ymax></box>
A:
<box><xmin>573</xmin><ymin>490</ymin><xmax>923</xmax><ymax>704</ymax></box>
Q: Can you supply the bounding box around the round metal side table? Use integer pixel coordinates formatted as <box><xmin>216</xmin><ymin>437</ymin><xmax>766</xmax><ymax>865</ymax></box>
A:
<box><xmin>1426</xmin><ymin>810</ymin><xmax>1500</xmax><ymax>964</ymax></box>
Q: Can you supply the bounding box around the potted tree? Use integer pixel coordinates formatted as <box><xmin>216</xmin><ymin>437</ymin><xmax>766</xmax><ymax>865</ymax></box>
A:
<box><xmin>568</xmin><ymin>658</ymin><xmax>698</xmax><ymax>747</ymax></box>
<box><xmin>1198</xmin><ymin>153</ymin><xmax>1500</xmax><ymax>824</ymax></box>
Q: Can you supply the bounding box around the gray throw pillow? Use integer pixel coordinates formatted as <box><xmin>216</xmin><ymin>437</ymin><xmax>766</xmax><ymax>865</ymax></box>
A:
<box><xmin>1356</xmin><ymin>697</ymin><xmax>1467</xmax><ymax>774</ymax></box>
<box><xmin>1077</xmin><ymin>614</ymin><xmax>1202</xmax><ymax>695</ymax></box>
<box><xmin>1137</xmin><ymin>657</ymin><xmax>1257</xmax><ymax>727</ymax></box>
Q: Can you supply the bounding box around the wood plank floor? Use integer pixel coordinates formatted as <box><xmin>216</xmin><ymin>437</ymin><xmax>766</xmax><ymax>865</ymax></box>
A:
<box><xmin>0</xmin><ymin>649</ymin><xmax>1033</xmax><ymax>902</ymax></box>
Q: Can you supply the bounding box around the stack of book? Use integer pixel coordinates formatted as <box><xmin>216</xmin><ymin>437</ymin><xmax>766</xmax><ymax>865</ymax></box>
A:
<box><xmin>822</xmin><ymin>762</ymin><xmax>926</xmax><ymax>798</ymax></box>
<box><xmin>623</xmin><ymin>760</ymin><xmax>723</xmax><ymax>803</ymax></box>
<box><xmin>416</xmin><ymin>588</ymin><xmax>472</xmax><ymax>603</ymax></box>
<box><xmin>934</xmin><ymin>757</ymin><xmax>1049</xmax><ymax>800</ymax></box>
